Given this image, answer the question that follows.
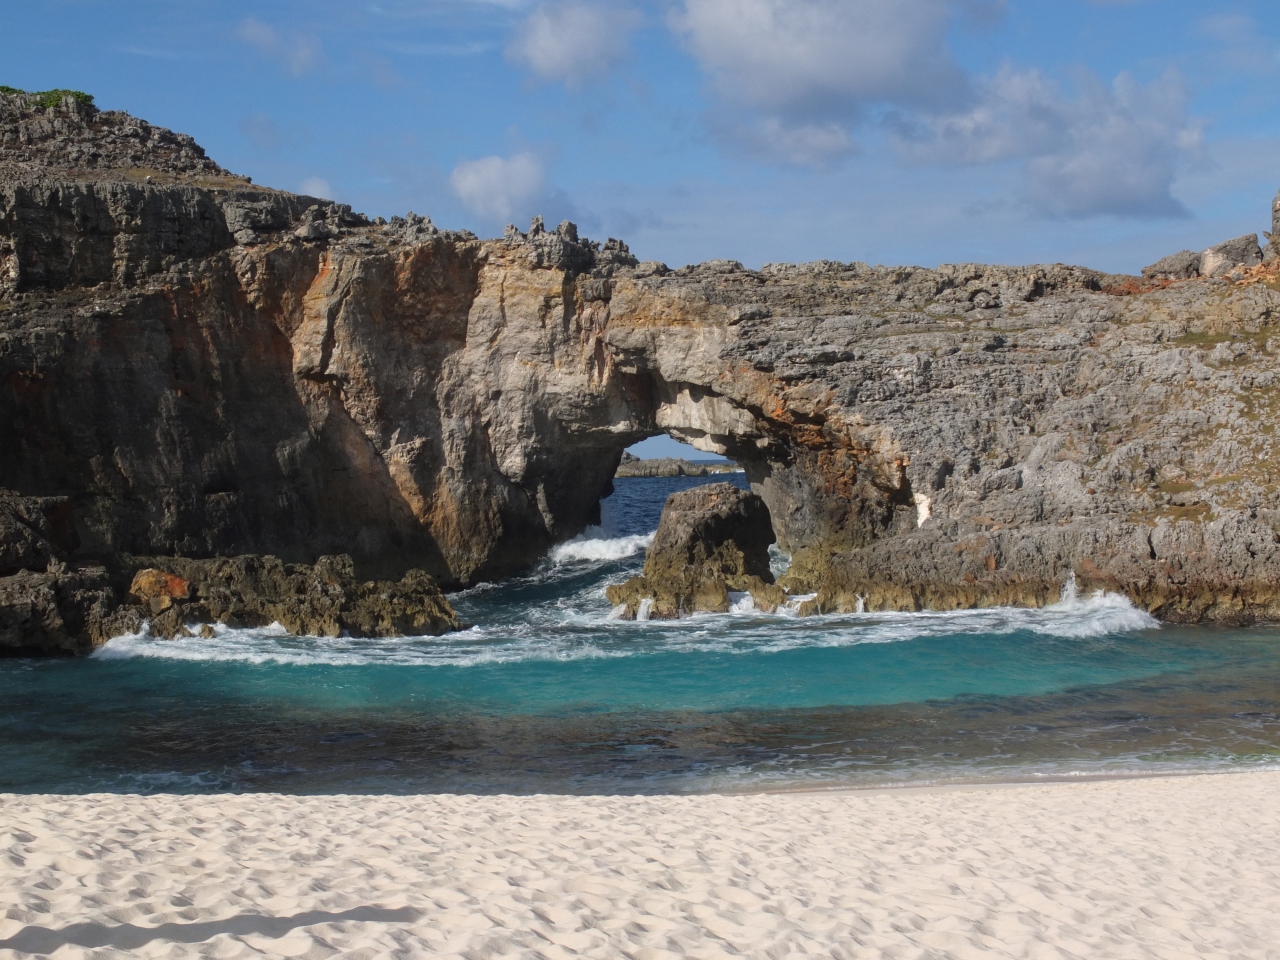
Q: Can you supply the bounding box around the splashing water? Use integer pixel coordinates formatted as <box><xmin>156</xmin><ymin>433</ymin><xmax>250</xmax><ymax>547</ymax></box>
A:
<box><xmin>4</xmin><ymin>474</ymin><xmax>1280</xmax><ymax>795</ymax></box>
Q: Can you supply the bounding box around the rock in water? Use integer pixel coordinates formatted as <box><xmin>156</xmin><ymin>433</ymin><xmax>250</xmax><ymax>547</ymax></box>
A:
<box><xmin>0</xmin><ymin>566</ymin><xmax>128</xmax><ymax>656</ymax></box>
<box><xmin>606</xmin><ymin>483</ymin><xmax>785</xmax><ymax>619</ymax></box>
<box><xmin>122</xmin><ymin>555</ymin><xmax>461</xmax><ymax>639</ymax></box>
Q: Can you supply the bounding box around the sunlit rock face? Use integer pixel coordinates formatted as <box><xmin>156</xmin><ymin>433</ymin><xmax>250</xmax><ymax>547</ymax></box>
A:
<box><xmin>6</xmin><ymin>92</ymin><xmax>1280</xmax><ymax>623</ymax></box>
<box><xmin>605</xmin><ymin>483</ymin><xmax>783</xmax><ymax>620</ymax></box>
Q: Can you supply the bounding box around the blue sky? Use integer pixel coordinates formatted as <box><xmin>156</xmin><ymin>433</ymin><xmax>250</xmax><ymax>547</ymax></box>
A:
<box><xmin>8</xmin><ymin>0</ymin><xmax>1279</xmax><ymax>279</ymax></box>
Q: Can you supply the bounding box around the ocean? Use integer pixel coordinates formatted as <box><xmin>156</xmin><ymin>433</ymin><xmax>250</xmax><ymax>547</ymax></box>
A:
<box><xmin>3</xmin><ymin>474</ymin><xmax>1280</xmax><ymax>794</ymax></box>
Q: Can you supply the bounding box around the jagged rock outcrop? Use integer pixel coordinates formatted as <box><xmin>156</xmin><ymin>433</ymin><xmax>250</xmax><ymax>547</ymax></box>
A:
<box><xmin>7</xmin><ymin>92</ymin><xmax>1280</xmax><ymax>641</ymax></box>
<box><xmin>0</xmin><ymin>89</ymin><xmax>227</xmax><ymax>180</ymax></box>
<box><xmin>0</xmin><ymin>547</ymin><xmax>458</xmax><ymax>654</ymax></box>
<box><xmin>1200</xmin><ymin>234</ymin><xmax>1262</xmax><ymax>278</ymax></box>
<box><xmin>1142</xmin><ymin>250</ymin><xmax>1202</xmax><ymax>280</ymax></box>
<box><xmin>1142</xmin><ymin>234</ymin><xmax>1264</xmax><ymax>280</ymax></box>
<box><xmin>606</xmin><ymin>484</ymin><xmax>783</xmax><ymax>618</ymax></box>
<box><xmin>122</xmin><ymin>555</ymin><xmax>460</xmax><ymax>639</ymax></box>
<box><xmin>0</xmin><ymin>565</ymin><xmax>120</xmax><ymax>656</ymax></box>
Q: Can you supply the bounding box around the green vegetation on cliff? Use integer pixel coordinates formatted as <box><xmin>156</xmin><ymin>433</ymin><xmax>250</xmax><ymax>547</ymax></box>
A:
<box><xmin>0</xmin><ymin>86</ymin><xmax>94</xmax><ymax>108</ymax></box>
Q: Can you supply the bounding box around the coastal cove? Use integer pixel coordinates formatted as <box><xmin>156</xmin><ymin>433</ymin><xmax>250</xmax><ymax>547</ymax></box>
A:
<box><xmin>4</xmin><ymin>475</ymin><xmax>1280</xmax><ymax>796</ymax></box>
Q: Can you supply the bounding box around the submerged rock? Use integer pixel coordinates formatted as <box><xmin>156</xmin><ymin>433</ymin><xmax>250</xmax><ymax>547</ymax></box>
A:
<box><xmin>122</xmin><ymin>554</ymin><xmax>461</xmax><ymax>639</ymax></box>
<box><xmin>606</xmin><ymin>483</ymin><xmax>785</xmax><ymax>619</ymax></box>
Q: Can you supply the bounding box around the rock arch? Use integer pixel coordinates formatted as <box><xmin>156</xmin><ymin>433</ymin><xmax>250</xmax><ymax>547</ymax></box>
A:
<box><xmin>7</xmin><ymin>93</ymin><xmax>1280</xmax><ymax>620</ymax></box>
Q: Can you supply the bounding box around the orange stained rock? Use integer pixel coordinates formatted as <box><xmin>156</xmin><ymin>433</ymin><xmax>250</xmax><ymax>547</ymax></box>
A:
<box><xmin>129</xmin><ymin>569</ymin><xmax>190</xmax><ymax>603</ymax></box>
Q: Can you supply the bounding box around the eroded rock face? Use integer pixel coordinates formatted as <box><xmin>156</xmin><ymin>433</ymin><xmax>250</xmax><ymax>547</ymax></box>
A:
<box><xmin>0</xmin><ymin>566</ymin><xmax>123</xmax><ymax>656</ymax></box>
<box><xmin>7</xmin><ymin>94</ymin><xmax>1280</xmax><ymax>629</ymax></box>
<box><xmin>1142</xmin><ymin>250</ymin><xmax>1201</xmax><ymax>280</ymax></box>
<box><xmin>606</xmin><ymin>483</ymin><xmax>784</xmax><ymax>618</ymax></box>
<box><xmin>120</xmin><ymin>555</ymin><xmax>460</xmax><ymax>639</ymax></box>
<box><xmin>0</xmin><ymin>489</ymin><xmax>78</xmax><ymax>575</ymax></box>
<box><xmin>1200</xmin><ymin>234</ymin><xmax>1262</xmax><ymax>279</ymax></box>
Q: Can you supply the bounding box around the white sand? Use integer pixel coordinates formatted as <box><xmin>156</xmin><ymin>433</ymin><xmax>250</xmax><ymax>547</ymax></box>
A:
<box><xmin>3</xmin><ymin>773</ymin><xmax>1280</xmax><ymax>959</ymax></box>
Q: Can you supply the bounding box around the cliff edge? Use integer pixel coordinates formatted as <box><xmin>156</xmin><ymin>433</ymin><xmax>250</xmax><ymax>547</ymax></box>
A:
<box><xmin>5</xmin><ymin>90</ymin><xmax>1280</xmax><ymax>651</ymax></box>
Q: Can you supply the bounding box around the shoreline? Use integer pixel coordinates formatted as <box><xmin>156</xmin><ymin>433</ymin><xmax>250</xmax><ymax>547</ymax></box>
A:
<box><xmin>2</xmin><ymin>763</ymin><xmax>1274</xmax><ymax>802</ymax></box>
<box><xmin>6</xmin><ymin>760</ymin><xmax>1278</xmax><ymax>799</ymax></box>
<box><xmin>4</xmin><ymin>771</ymin><xmax>1279</xmax><ymax>958</ymax></box>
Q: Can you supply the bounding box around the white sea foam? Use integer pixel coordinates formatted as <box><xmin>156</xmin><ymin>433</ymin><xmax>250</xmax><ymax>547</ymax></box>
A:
<box><xmin>780</xmin><ymin>593</ymin><xmax>817</xmax><ymax>617</ymax></box>
<box><xmin>94</xmin><ymin>570</ymin><xmax>1157</xmax><ymax>668</ymax></box>
<box><xmin>94</xmin><ymin>623</ymin><xmax>623</xmax><ymax>668</ymax></box>
<box><xmin>551</xmin><ymin>530</ymin><xmax>654</xmax><ymax>563</ymax></box>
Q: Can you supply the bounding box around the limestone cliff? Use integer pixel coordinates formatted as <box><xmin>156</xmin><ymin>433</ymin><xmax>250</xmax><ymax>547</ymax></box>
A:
<box><xmin>5</xmin><ymin>91</ymin><xmax>1280</xmax><ymax>635</ymax></box>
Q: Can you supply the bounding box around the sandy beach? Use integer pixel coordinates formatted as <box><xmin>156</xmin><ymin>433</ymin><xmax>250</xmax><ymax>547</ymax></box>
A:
<box><xmin>1</xmin><ymin>773</ymin><xmax>1277</xmax><ymax>959</ymax></box>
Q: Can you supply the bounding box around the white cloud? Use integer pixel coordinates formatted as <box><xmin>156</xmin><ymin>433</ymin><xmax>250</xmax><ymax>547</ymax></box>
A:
<box><xmin>236</xmin><ymin>17</ymin><xmax>277</xmax><ymax>50</ymax></box>
<box><xmin>895</xmin><ymin>67</ymin><xmax>1203</xmax><ymax>219</ymax></box>
<box><xmin>670</xmin><ymin>0</ymin><xmax>967</xmax><ymax>115</ymax></box>
<box><xmin>299</xmin><ymin>177</ymin><xmax>333</xmax><ymax>199</ymax></box>
<box><xmin>715</xmin><ymin>117</ymin><xmax>855</xmax><ymax>167</ymax></box>
<box><xmin>235</xmin><ymin>18</ymin><xmax>322</xmax><ymax>77</ymax></box>
<box><xmin>667</xmin><ymin>0</ymin><xmax>969</xmax><ymax>166</ymax></box>
<box><xmin>507</xmin><ymin>2</ymin><xmax>641</xmax><ymax>86</ymax></box>
<box><xmin>450</xmin><ymin>152</ymin><xmax>546</xmax><ymax>220</ymax></box>
<box><xmin>663</xmin><ymin>0</ymin><xmax>1205</xmax><ymax>218</ymax></box>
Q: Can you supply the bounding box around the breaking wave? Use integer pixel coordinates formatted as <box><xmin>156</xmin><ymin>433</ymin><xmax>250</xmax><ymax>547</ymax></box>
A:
<box><xmin>94</xmin><ymin>572</ymin><xmax>1157</xmax><ymax>668</ymax></box>
<box><xmin>551</xmin><ymin>530</ymin><xmax>653</xmax><ymax>563</ymax></box>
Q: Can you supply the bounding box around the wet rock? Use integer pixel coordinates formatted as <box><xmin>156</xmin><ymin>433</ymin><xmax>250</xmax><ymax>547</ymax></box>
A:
<box><xmin>128</xmin><ymin>568</ymin><xmax>191</xmax><ymax>613</ymax></box>
<box><xmin>0</xmin><ymin>565</ymin><xmax>123</xmax><ymax>656</ymax></box>
<box><xmin>808</xmin><ymin>516</ymin><xmax>1280</xmax><ymax>625</ymax></box>
<box><xmin>606</xmin><ymin>483</ymin><xmax>784</xmax><ymax>619</ymax></box>
<box><xmin>118</xmin><ymin>554</ymin><xmax>461</xmax><ymax>639</ymax></box>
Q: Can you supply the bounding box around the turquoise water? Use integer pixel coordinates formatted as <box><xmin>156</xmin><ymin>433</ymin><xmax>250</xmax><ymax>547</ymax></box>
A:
<box><xmin>3</xmin><ymin>475</ymin><xmax>1280</xmax><ymax>794</ymax></box>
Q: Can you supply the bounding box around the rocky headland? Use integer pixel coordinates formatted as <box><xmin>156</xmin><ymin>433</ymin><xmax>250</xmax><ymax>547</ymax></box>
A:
<box><xmin>5</xmin><ymin>89</ymin><xmax>1280</xmax><ymax>651</ymax></box>
<box><xmin>614</xmin><ymin>451</ymin><xmax>740</xmax><ymax>478</ymax></box>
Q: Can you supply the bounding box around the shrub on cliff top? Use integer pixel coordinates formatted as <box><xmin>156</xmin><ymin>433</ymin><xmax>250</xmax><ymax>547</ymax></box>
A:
<box><xmin>0</xmin><ymin>86</ymin><xmax>95</xmax><ymax>109</ymax></box>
